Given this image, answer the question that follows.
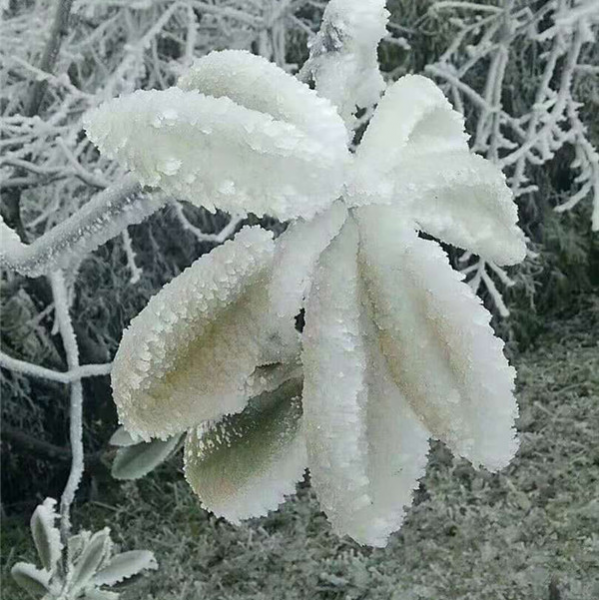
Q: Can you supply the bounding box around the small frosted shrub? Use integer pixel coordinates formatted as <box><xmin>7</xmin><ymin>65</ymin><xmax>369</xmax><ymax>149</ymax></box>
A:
<box><xmin>85</xmin><ymin>37</ymin><xmax>526</xmax><ymax>546</ymax></box>
<box><xmin>11</xmin><ymin>498</ymin><xmax>157</xmax><ymax>600</ymax></box>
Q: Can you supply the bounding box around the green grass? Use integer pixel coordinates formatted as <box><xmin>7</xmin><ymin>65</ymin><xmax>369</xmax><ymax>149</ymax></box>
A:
<box><xmin>3</xmin><ymin>295</ymin><xmax>598</xmax><ymax>600</ymax></box>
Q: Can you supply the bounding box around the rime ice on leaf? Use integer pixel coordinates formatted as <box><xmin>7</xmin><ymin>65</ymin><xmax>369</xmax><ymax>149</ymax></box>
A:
<box><xmin>185</xmin><ymin>377</ymin><xmax>305</xmax><ymax>522</ymax></box>
<box><xmin>112</xmin><ymin>226</ymin><xmax>291</xmax><ymax>440</ymax></box>
<box><xmin>347</xmin><ymin>75</ymin><xmax>526</xmax><ymax>265</ymax></box>
<box><xmin>85</xmin><ymin>51</ymin><xmax>350</xmax><ymax>222</ymax></box>
<box><xmin>357</xmin><ymin>208</ymin><xmax>519</xmax><ymax>470</ymax></box>
<box><xmin>99</xmin><ymin>46</ymin><xmax>527</xmax><ymax>548</ymax></box>
<box><xmin>305</xmin><ymin>0</ymin><xmax>389</xmax><ymax>124</ymax></box>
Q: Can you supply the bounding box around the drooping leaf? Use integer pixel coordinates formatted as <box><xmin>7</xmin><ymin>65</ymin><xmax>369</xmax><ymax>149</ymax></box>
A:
<box><xmin>69</xmin><ymin>528</ymin><xmax>112</xmax><ymax>593</ymax></box>
<box><xmin>111</xmin><ymin>434</ymin><xmax>181</xmax><ymax>480</ymax></box>
<box><xmin>184</xmin><ymin>377</ymin><xmax>306</xmax><ymax>523</ymax></box>
<box><xmin>108</xmin><ymin>426</ymin><xmax>141</xmax><ymax>447</ymax></box>
<box><xmin>84</xmin><ymin>78</ymin><xmax>347</xmax><ymax>221</ymax></box>
<box><xmin>11</xmin><ymin>562</ymin><xmax>50</xmax><ymax>597</ymax></box>
<box><xmin>301</xmin><ymin>219</ymin><xmax>372</xmax><ymax>536</ymax></box>
<box><xmin>112</xmin><ymin>227</ymin><xmax>283</xmax><ymax>440</ymax></box>
<box><xmin>30</xmin><ymin>498</ymin><xmax>62</xmax><ymax>573</ymax></box>
<box><xmin>302</xmin><ymin>218</ymin><xmax>430</xmax><ymax>546</ymax></box>
<box><xmin>348</xmin><ymin>74</ymin><xmax>525</xmax><ymax>265</ymax></box>
<box><xmin>93</xmin><ymin>550</ymin><xmax>157</xmax><ymax>587</ymax></box>
<box><xmin>357</xmin><ymin>207</ymin><xmax>519</xmax><ymax>471</ymax></box>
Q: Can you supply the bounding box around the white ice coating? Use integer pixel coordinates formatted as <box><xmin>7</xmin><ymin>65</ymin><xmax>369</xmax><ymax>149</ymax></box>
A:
<box><xmin>178</xmin><ymin>50</ymin><xmax>350</xmax><ymax>155</ymax></box>
<box><xmin>303</xmin><ymin>218</ymin><xmax>431</xmax><ymax>546</ymax></box>
<box><xmin>30</xmin><ymin>498</ymin><xmax>62</xmax><ymax>574</ymax></box>
<box><xmin>184</xmin><ymin>377</ymin><xmax>306</xmax><ymax>523</ymax></box>
<box><xmin>347</xmin><ymin>74</ymin><xmax>526</xmax><ymax>265</ymax></box>
<box><xmin>269</xmin><ymin>201</ymin><xmax>348</xmax><ymax>322</ymax></box>
<box><xmin>357</xmin><ymin>207</ymin><xmax>519</xmax><ymax>471</ymax></box>
<box><xmin>84</xmin><ymin>52</ymin><xmax>351</xmax><ymax>222</ymax></box>
<box><xmin>308</xmin><ymin>0</ymin><xmax>389</xmax><ymax>124</ymax></box>
<box><xmin>111</xmin><ymin>226</ymin><xmax>281</xmax><ymax>440</ymax></box>
<box><xmin>301</xmin><ymin>219</ymin><xmax>372</xmax><ymax>538</ymax></box>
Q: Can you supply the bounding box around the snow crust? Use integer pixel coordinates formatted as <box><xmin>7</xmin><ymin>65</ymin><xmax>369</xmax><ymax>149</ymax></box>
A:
<box><xmin>184</xmin><ymin>377</ymin><xmax>306</xmax><ymax>523</ymax></box>
<box><xmin>111</xmin><ymin>227</ymin><xmax>282</xmax><ymax>440</ymax></box>
<box><xmin>84</xmin><ymin>87</ymin><xmax>345</xmax><ymax>221</ymax></box>
<box><xmin>357</xmin><ymin>207</ymin><xmax>520</xmax><ymax>471</ymax></box>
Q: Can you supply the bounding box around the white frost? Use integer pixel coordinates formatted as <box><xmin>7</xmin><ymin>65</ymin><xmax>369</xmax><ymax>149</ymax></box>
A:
<box><xmin>85</xmin><ymin>78</ymin><xmax>348</xmax><ymax>221</ymax></box>
<box><xmin>111</xmin><ymin>226</ymin><xmax>280</xmax><ymax>440</ymax></box>
<box><xmin>184</xmin><ymin>377</ymin><xmax>306</xmax><ymax>523</ymax></box>
<box><xmin>347</xmin><ymin>74</ymin><xmax>526</xmax><ymax>265</ymax></box>
<box><xmin>357</xmin><ymin>207</ymin><xmax>519</xmax><ymax>471</ymax></box>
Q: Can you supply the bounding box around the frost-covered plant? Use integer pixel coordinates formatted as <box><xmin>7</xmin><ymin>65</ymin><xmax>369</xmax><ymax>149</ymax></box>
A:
<box><xmin>80</xmin><ymin>0</ymin><xmax>527</xmax><ymax>547</ymax></box>
<box><xmin>11</xmin><ymin>498</ymin><xmax>157</xmax><ymax>600</ymax></box>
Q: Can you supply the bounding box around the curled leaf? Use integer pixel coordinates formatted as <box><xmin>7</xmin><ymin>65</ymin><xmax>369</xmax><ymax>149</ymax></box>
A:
<box><xmin>70</xmin><ymin>528</ymin><xmax>112</xmax><ymax>593</ymax></box>
<box><xmin>111</xmin><ymin>434</ymin><xmax>181</xmax><ymax>480</ymax></box>
<box><xmin>109</xmin><ymin>426</ymin><xmax>141</xmax><ymax>447</ymax></box>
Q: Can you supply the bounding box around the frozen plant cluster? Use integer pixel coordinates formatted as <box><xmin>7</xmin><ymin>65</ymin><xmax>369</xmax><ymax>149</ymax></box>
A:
<box><xmin>11</xmin><ymin>498</ymin><xmax>157</xmax><ymax>600</ymax></box>
<box><xmin>0</xmin><ymin>0</ymin><xmax>596</xmax><ymax>585</ymax></box>
<box><xmin>82</xmin><ymin>0</ymin><xmax>526</xmax><ymax>545</ymax></box>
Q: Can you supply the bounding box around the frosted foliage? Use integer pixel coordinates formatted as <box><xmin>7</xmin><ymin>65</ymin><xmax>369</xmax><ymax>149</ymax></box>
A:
<box><xmin>269</xmin><ymin>201</ymin><xmax>348</xmax><ymax>322</ymax></box>
<box><xmin>178</xmin><ymin>51</ymin><xmax>349</xmax><ymax>154</ymax></box>
<box><xmin>309</xmin><ymin>0</ymin><xmax>389</xmax><ymax>123</ymax></box>
<box><xmin>112</xmin><ymin>227</ymin><xmax>282</xmax><ymax>440</ymax></box>
<box><xmin>184</xmin><ymin>378</ymin><xmax>306</xmax><ymax>523</ymax></box>
<box><xmin>303</xmin><ymin>219</ymin><xmax>431</xmax><ymax>546</ymax></box>
<box><xmin>84</xmin><ymin>87</ymin><xmax>346</xmax><ymax>222</ymax></box>
<box><xmin>357</xmin><ymin>208</ymin><xmax>519</xmax><ymax>471</ymax></box>
<box><xmin>347</xmin><ymin>75</ymin><xmax>526</xmax><ymax>265</ymax></box>
<box><xmin>30</xmin><ymin>498</ymin><xmax>62</xmax><ymax>573</ymax></box>
<box><xmin>302</xmin><ymin>220</ymin><xmax>372</xmax><ymax>537</ymax></box>
<box><xmin>393</xmin><ymin>153</ymin><xmax>525</xmax><ymax>265</ymax></box>
<box><xmin>356</xmin><ymin>299</ymin><xmax>430</xmax><ymax>547</ymax></box>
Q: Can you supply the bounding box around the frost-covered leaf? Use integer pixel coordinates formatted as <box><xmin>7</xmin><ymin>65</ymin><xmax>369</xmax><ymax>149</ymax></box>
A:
<box><xmin>108</xmin><ymin>426</ymin><xmax>141</xmax><ymax>447</ymax></box>
<box><xmin>112</xmin><ymin>226</ymin><xmax>284</xmax><ymax>440</ymax></box>
<box><xmin>301</xmin><ymin>219</ymin><xmax>371</xmax><ymax>536</ymax></box>
<box><xmin>68</xmin><ymin>531</ymin><xmax>91</xmax><ymax>569</ymax></box>
<box><xmin>357</xmin><ymin>207</ymin><xmax>519</xmax><ymax>470</ymax></box>
<box><xmin>111</xmin><ymin>434</ymin><xmax>181</xmax><ymax>480</ymax></box>
<box><xmin>70</xmin><ymin>528</ymin><xmax>112</xmax><ymax>593</ymax></box>
<box><xmin>269</xmin><ymin>201</ymin><xmax>348</xmax><ymax>322</ymax></box>
<box><xmin>178</xmin><ymin>50</ymin><xmax>349</xmax><ymax>156</ymax></box>
<box><xmin>84</xmin><ymin>78</ymin><xmax>347</xmax><ymax>221</ymax></box>
<box><xmin>348</xmin><ymin>75</ymin><xmax>525</xmax><ymax>265</ymax></box>
<box><xmin>302</xmin><ymin>219</ymin><xmax>430</xmax><ymax>546</ymax></box>
<box><xmin>184</xmin><ymin>377</ymin><xmax>306</xmax><ymax>523</ymax></box>
<box><xmin>30</xmin><ymin>498</ymin><xmax>62</xmax><ymax>573</ymax></box>
<box><xmin>392</xmin><ymin>152</ymin><xmax>526</xmax><ymax>265</ymax></box>
<box><xmin>11</xmin><ymin>563</ymin><xmax>50</xmax><ymax>597</ymax></box>
<box><xmin>93</xmin><ymin>550</ymin><xmax>157</xmax><ymax>587</ymax></box>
